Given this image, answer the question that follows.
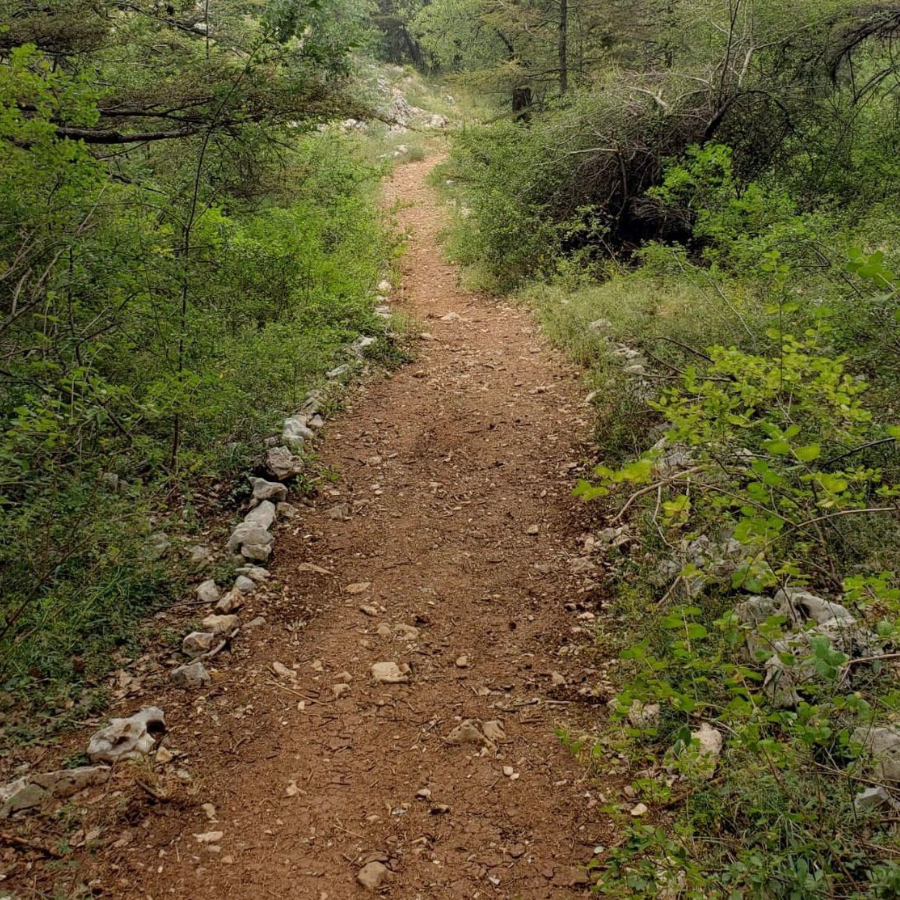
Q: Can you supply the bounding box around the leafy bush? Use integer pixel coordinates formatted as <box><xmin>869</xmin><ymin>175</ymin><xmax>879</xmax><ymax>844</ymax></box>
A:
<box><xmin>572</xmin><ymin>307</ymin><xmax>900</xmax><ymax>896</ymax></box>
<box><xmin>441</xmin><ymin>120</ymin><xmax>566</xmax><ymax>290</ymax></box>
<box><xmin>0</xmin><ymin>96</ymin><xmax>391</xmax><ymax>703</ymax></box>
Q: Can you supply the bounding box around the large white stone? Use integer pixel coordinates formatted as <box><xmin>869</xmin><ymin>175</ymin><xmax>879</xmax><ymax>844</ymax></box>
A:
<box><xmin>283</xmin><ymin>416</ymin><xmax>315</xmax><ymax>450</ymax></box>
<box><xmin>182</xmin><ymin>631</ymin><xmax>218</xmax><ymax>657</ymax></box>
<box><xmin>371</xmin><ymin>661</ymin><xmax>408</xmax><ymax>684</ymax></box>
<box><xmin>200</xmin><ymin>614</ymin><xmax>239</xmax><ymax>635</ymax></box>
<box><xmin>249</xmin><ymin>477</ymin><xmax>288</xmax><ymax>503</ymax></box>
<box><xmin>87</xmin><ymin>708</ymin><xmax>165</xmax><ymax>764</ymax></box>
<box><xmin>196</xmin><ymin>579</ymin><xmax>219</xmax><ymax>603</ymax></box>
<box><xmin>227</xmin><ymin>523</ymin><xmax>274</xmax><ymax>559</ymax></box>
<box><xmin>266</xmin><ymin>446</ymin><xmax>303</xmax><ymax>480</ymax></box>
<box><xmin>170</xmin><ymin>661</ymin><xmax>211</xmax><ymax>689</ymax></box>
<box><xmin>244</xmin><ymin>500</ymin><xmax>276</xmax><ymax>530</ymax></box>
<box><xmin>852</xmin><ymin>725</ymin><xmax>900</xmax><ymax>782</ymax></box>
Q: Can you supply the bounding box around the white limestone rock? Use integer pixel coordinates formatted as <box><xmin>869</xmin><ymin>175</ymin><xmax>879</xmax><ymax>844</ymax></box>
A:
<box><xmin>283</xmin><ymin>416</ymin><xmax>315</xmax><ymax>450</ymax></box>
<box><xmin>371</xmin><ymin>661</ymin><xmax>409</xmax><ymax>684</ymax></box>
<box><xmin>170</xmin><ymin>661</ymin><xmax>211</xmax><ymax>689</ymax></box>
<box><xmin>266</xmin><ymin>446</ymin><xmax>303</xmax><ymax>480</ymax></box>
<box><xmin>87</xmin><ymin>707</ymin><xmax>165</xmax><ymax>764</ymax></box>
<box><xmin>249</xmin><ymin>477</ymin><xmax>288</xmax><ymax>503</ymax></box>
<box><xmin>182</xmin><ymin>631</ymin><xmax>219</xmax><ymax>657</ymax></box>
<box><xmin>196</xmin><ymin>579</ymin><xmax>220</xmax><ymax>603</ymax></box>
<box><xmin>227</xmin><ymin>523</ymin><xmax>274</xmax><ymax>561</ymax></box>
<box><xmin>244</xmin><ymin>500</ymin><xmax>276</xmax><ymax>530</ymax></box>
<box><xmin>200</xmin><ymin>614</ymin><xmax>239</xmax><ymax>635</ymax></box>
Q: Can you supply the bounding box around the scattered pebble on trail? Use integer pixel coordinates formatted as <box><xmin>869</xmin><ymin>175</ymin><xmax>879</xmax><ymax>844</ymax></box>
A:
<box><xmin>5</xmin><ymin>156</ymin><xmax>618</xmax><ymax>898</ymax></box>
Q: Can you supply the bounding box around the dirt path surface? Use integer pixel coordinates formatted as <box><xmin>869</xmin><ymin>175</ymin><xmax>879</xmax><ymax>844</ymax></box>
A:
<box><xmin>62</xmin><ymin>157</ymin><xmax>613</xmax><ymax>899</ymax></box>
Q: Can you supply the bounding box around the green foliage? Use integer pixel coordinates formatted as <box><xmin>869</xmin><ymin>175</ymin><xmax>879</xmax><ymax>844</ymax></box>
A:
<box><xmin>648</xmin><ymin>143</ymin><xmax>818</xmax><ymax>272</ymax></box>
<box><xmin>522</xmin><ymin>262</ymin><xmax>759</xmax><ymax>461</ymax></box>
<box><xmin>442</xmin><ymin>108</ymin><xmax>614</xmax><ymax>290</ymax></box>
<box><xmin>0</xmin><ymin>4</ymin><xmax>394</xmax><ymax>711</ymax></box>
<box><xmin>654</xmin><ymin>336</ymin><xmax>894</xmax><ymax>562</ymax></box>
<box><xmin>0</xmin><ymin>128</ymin><xmax>389</xmax><ymax>696</ymax></box>
<box><xmin>573</xmin><ymin>315</ymin><xmax>900</xmax><ymax>895</ymax></box>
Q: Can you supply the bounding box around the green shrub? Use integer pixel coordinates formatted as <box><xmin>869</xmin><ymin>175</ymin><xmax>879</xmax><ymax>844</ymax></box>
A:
<box><xmin>575</xmin><ymin>314</ymin><xmax>900</xmax><ymax>897</ymax></box>
<box><xmin>0</xmin><ymin>127</ymin><xmax>392</xmax><ymax>707</ymax></box>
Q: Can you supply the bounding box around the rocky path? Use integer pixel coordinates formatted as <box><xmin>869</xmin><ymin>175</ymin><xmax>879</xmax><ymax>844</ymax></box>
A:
<box><xmin>81</xmin><ymin>157</ymin><xmax>612</xmax><ymax>898</ymax></box>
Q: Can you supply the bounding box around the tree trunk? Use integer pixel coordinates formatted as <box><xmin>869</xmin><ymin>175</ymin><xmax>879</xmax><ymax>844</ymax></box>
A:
<box><xmin>400</xmin><ymin>28</ymin><xmax>426</xmax><ymax>71</ymax></box>
<box><xmin>558</xmin><ymin>0</ymin><xmax>568</xmax><ymax>94</ymax></box>
<box><xmin>512</xmin><ymin>87</ymin><xmax>533</xmax><ymax>121</ymax></box>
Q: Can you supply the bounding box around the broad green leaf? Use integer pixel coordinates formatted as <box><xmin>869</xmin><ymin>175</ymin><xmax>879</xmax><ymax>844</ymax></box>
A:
<box><xmin>617</xmin><ymin>458</ymin><xmax>653</xmax><ymax>483</ymax></box>
<box><xmin>794</xmin><ymin>444</ymin><xmax>821</xmax><ymax>462</ymax></box>
<box><xmin>765</xmin><ymin>439</ymin><xmax>791</xmax><ymax>456</ymax></box>
<box><xmin>818</xmin><ymin>473</ymin><xmax>848</xmax><ymax>493</ymax></box>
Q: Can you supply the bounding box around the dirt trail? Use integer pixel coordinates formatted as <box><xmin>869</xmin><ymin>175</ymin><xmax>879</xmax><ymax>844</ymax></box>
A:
<box><xmin>94</xmin><ymin>157</ymin><xmax>613</xmax><ymax>898</ymax></box>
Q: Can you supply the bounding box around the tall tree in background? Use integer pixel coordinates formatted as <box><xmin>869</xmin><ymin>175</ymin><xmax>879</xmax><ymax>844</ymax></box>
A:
<box><xmin>559</xmin><ymin>0</ymin><xmax>568</xmax><ymax>93</ymax></box>
<box><xmin>372</xmin><ymin>0</ymin><xmax>431</xmax><ymax>68</ymax></box>
<box><xmin>411</xmin><ymin>0</ymin><xmax>608</xmax><ymax>105</ymax></box>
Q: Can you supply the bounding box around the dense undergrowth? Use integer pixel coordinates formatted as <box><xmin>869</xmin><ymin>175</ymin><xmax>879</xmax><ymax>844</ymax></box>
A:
<box><xmin>2</xmin><ymin>131</ymin><xmax>391</xmax><ymax>709</ymax></box>
<box><xmin>0</xmin><ymin>1</ymin><xmax>416</xmax><ymax>727</ymax></box>
<box><xmin>437</xmin><ymin>3</ymin><xmax>900</xmax><ymax>894</ymax></box>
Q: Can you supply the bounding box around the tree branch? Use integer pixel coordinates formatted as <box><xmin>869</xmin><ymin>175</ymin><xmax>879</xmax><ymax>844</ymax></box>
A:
<box><xmin>53</xmin><ymin>125</ymin><xmax>200</xmax><ymax>144</ymax></box>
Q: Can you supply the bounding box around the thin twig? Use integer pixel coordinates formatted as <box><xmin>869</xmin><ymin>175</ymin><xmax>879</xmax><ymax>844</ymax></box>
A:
<box><xmin>0</xmin><ymin>832</ymin><xmax>64</xmax><ymax>857</ymax></box>
<box><xmin>824</xmin><ymin>438</ymin><xmax>898</xmax><ymax>466</ymax></box>
<box><xmin>610</xmin><ymin>467</ymin><xmax>702</xmax><ymax>524</ymax></box>
<box><xmin>655</xmin><ymin>336</ymin><xmax>714</xmax><ymax>362</ymax></box>
<box><xmin>843</xmin><ymin>652</ymin><xmax>900</xmax><ymax>669</ymax></box>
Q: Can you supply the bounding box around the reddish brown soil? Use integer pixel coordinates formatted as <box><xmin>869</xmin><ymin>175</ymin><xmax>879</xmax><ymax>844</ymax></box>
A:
<box><xmin>2</xmin><ymin>157</ymin><xmax>615</xmax><ymax>899</ymax></box>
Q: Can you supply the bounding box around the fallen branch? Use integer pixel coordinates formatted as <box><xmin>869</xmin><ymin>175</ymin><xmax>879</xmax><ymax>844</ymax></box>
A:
<box><xmin>843</xmin><ymin>652</ymin><xmax>900</xmax><ymax>669</ymax></box>
<box><xmin>824</xmin><ymin>438</ymin><xmax>898</xmax><ymax>466</ymax></box>
<box><xmin>655</xmin><ymin>336</ymin><xmax>714</xmax><ymax>363</ymax></box>
<box><xmin>198</xmin><ymin>629</ymin><xmax>239</xmax><ymax>661</ymax></box>
<box><xmin>136</xmin><ymin>779</ymin><xmax>169</xmax><ymax>801</ymax></box>
<box><xmin>0</xmin><ymin>831</ymin><xmax>64</xmax><ymax>857</ymax></box>
<box><xmin>265</xmin><ymin>680</ymin><xmax>319</xmax><ymax>703</ymax></box>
